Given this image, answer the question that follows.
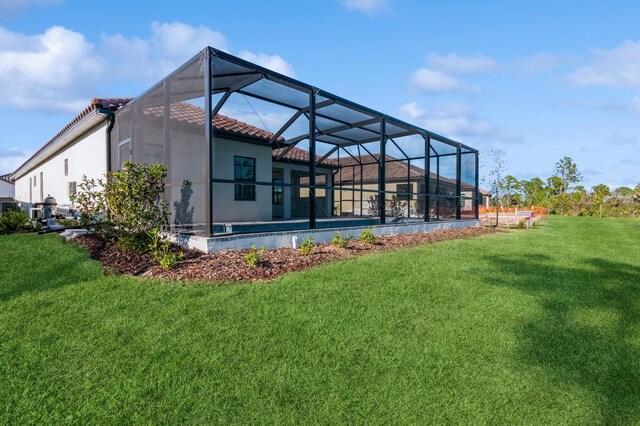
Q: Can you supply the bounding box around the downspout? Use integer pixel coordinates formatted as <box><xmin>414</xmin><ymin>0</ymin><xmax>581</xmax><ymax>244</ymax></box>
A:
<box><xmin>104</xmin><ymin>110</ymin><xmax>116</xmax><ymax>173</ymax></box>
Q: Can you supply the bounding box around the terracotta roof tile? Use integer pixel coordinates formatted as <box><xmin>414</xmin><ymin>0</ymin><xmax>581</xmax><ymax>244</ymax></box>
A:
<box><xmin>142</xmin><ymin>103</ymin><xmax>283</xmax><ymax>142</ymax></box>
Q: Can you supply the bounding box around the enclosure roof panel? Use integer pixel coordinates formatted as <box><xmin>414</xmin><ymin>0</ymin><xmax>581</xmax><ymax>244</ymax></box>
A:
<box><xmin>205</xmin><ymin>47</ymin><xmax>477</xmax><ymax>153</ymax></box>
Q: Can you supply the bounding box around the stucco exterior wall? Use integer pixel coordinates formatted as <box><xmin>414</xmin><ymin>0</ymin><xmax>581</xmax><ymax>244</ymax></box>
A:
<box><xmin>14</xmin><ymin>123</ymin><xmax>107</xmax><ymax>211</ymax></box>
<box><xmin>211</xmin><ymin>139</ymin><xmax>273</xmax><ymax>222</ymax></box>
<box><xmin>0</xmin><ymin>180</ymin><xmax>14</xmax><ymax>198</ymax></box>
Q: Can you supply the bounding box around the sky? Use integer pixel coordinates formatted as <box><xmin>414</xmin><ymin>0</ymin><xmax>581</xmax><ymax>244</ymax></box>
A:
<box><xmin>1</xmin><ymin>0</ymin><xmax>639</xmax><ymax>189</ymax></box>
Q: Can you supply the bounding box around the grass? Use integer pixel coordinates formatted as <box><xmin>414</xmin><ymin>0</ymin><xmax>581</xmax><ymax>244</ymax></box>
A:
<box><xmin>1</xmin><ymin>216</ymin><xmax>639</xmax><ymax>424</ymax></box>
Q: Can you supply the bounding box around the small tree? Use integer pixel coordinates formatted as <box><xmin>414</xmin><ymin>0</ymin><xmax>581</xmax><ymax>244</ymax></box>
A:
<box><xmin>73</xmin><ymin>162</ymin><xmax>169</xmax><ymax>251</ymax></box>
<box><xmin>592</xmin><ymin>184</ymin><xmax>611</xmax><ymax>218</ymax></box>
<box><xmin>481</xmin><ymin>149</ymin><xmax>506</xmax><ymax>225</ymax></box>
<box><xmin>553</xmin><ymin>156</ymin><xmax>582</xmax><ymax>194</ymax></box>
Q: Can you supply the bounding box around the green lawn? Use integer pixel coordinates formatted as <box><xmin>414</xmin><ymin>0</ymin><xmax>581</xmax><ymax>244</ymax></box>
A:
<box><xmin>1</xmin><ymin>216</ymin><xmax>639</xmax><ymax>424</ymax></box>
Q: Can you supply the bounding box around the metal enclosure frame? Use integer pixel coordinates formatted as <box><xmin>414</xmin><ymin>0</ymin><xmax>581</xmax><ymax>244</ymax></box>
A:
<box><xmin>111</xmin><ymin>47</ymin><xmax>481</xmax><ymax>236</ymax></box>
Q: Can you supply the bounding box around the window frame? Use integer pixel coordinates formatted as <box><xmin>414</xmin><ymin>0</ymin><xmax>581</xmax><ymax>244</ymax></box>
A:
<box><xmin>396</xmin><ymin>183</ymin><xmax>412</xmax><ymax>200</ymax></box>
<box><xmin>234</xmin><ymin>155</ymin><xmax>256</xmax><ymax>201</ymax></box>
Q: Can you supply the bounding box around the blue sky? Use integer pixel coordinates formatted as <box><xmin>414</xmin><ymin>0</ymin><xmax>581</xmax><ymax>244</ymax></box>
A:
<box><xmin>1</xmin><ymin>0</ymin><xmax>639</xmax><ymax>189</ymax></box>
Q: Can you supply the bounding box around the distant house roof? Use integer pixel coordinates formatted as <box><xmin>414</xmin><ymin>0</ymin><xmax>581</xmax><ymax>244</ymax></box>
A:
<box><xmin>0</xmin><ymin>174</ymin><xmax>13</xmax><ymax>184</ymax></box>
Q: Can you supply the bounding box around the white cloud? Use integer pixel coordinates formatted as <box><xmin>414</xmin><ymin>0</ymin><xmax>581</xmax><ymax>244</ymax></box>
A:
<box><xmin>102</xmin><ymin>21</ymin><xmax>227</xmax><ymax>80</ymax></box>
<box><xmin>569</xmin><ymin>40</ymin><xmax>640</xmax><ymax>88</ymax></box>
<box><xmin>0</xmin><ymin>22</ymin><xmax>296</xmax><ymax>112</ymax></box>
<box><xmin>0</xmin><ymin>147</ymin><xmax>32</xmax><ymax>175</ymax></box>
<box><xmin>399</xmin><ymin>101</ymin><xmax>520</xmax><ymax>142</ymax></box>
<box><xmin>341</xmin><ymin>0</ymin><xmax>389</xmax><ymax>14</ymax></box>
<box><xmin>426</xmin><ymin>52</ymin><xmax>498</xmax><ymax>74</ymax></box>
<box><xmin>410</xmin><ymin>52</ymin><xmax>496</xmax><ymax>94</ymax></box>
<box><xmin>238</xmin><ymin>51</ymin><xmax>296</xmax><ymax>77</ymax></box>
<box><xmin>411</xmin><ymin>68</ymin><xmax>478</xmax><ymax>93</ymax></box>
<box><xmin>0</xmin><ymin>25</ymin><xmax>103</xmax><ymax>111</ymax></box>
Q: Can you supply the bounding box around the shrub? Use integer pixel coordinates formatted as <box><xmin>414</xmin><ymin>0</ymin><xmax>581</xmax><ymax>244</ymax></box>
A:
<box><xmin>148</xmin><ymin>228</ymin><xmax>183</xmax><ymax>270</ymax></box>
<box><xmin>0</xmin><ymin>210</ymin><xmax>31</xmax><ymax>234</ymax></box>
<box><xmin>243</xmin><ymin>245</ymin><xmax>263</xmax><ymax>267</ymax></box>
<box><xmin>518</xmin><ymin>218</ymin><xmax>526</xmax><ymax>229</ymax></box>
<box><xmin>73</xmin><ymin>162</ymin><xmax>169</xmax><ymax>251</ymax></box>
<box><xmin>331</xmin><ymin>232</ymin><xmax>350</xmax><ymax>248</ymax></box>
<box><xmin>57</xmin><ymin>218</ymin><xmax>79</xmax><ymax>227</ymax></box>
<box><xmin>71</xmin><ymin>176</ymin><xmax>107</xmax><ymax>231</ymax></box>
<box><xmin>299</xmin><ymin>237</ymin><xmax>315</xmax><ymax>256</ymax></box>
<box><xmin>359</xmin><ymin>228</ymin><xmax>377</xmax><ymax>244</ymax></box>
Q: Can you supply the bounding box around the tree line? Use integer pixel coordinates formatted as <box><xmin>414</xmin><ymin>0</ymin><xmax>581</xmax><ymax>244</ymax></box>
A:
<box><xmin>485</xmin><ymin>153</ymin><xmax>640</xmax><ymax>217</ymax></box>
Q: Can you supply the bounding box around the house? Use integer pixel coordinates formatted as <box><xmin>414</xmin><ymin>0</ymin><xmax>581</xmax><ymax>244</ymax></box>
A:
<box><xmin>0</xmin><ymin>174</ymin><xmax>15</xmax><ymax>212</ymax></box>
<box><xmin>332</xmin><ymin>154</ymin><xmax>478</xmax><ymax>219</ymax></box>
<box><xmin>11</xmin><ymin>47</ymin><xmax>481</xmax><ymax>251</ymax></box>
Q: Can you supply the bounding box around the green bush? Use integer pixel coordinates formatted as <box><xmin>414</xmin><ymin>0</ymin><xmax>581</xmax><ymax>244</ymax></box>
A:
<box><xmin>518</xmin><ymin>218</ymin><xmax>526</xmax><ymax>229</ymax></box>
<box><xmin>57</xmin><ymin>218</ymin><xmax>79</xmax><ymax>227</ymax></box>
<box><xmin>73</xmin><ymin>162</ymin><xmax>169</xmax><ymax>251</ymax></box>
<box><xmin>148</xmin><ymin>228</ymin><xmax>183</xmax><ymax>270</ymax></box>
<box><xmin>299</xmin><ymin>237</ymin><xmax>315</xmax><ymax>256</ymax></box>
<box><xmin>243</xmin><ymin>245</ymin><xmax>263</xmax><ymax>267</ymax></box>
<box><xmin>359</xmin><ymin>228</ymin><xmax>377</xmax><ymax>244</ymax></box>
<box><xmin>0</xmin><ymin>210</ymin><xmax>31</xmax><ymax>234</ymax></box>
<box><xmin>331</xmin><ymin>232</ymin><xmax>351</xmax><ymax>248</ymax></box>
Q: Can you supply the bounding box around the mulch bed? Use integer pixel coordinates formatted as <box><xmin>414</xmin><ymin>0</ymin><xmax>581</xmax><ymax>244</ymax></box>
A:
<box><xmin>73</xmin><ymin>226</ymin><xmax>498</xmax><ymax>283</ymax></box>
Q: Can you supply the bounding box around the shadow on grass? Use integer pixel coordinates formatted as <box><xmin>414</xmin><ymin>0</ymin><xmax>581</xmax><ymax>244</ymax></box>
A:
<box><xmin>481</xmin><ymin>253</ymin><xmax>640</xmax><ymax>422</ymax></box>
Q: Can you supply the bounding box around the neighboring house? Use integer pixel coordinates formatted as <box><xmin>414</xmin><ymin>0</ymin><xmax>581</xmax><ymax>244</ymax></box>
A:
<box><xmin>480</xmin><ymin>189</ymin><xmax>492</xmax><ymax>208</ymax></box>
<box><xmin>333</xmin><ymin>154</ymin><xmax>477</xmax><ymax>219</ymax></box>
<box><xmin>0</xmin><ymin>174</ymin><xmax>15</xmax><ymax>212</ymax></box>
<box><xmin>12</xmin><ymin>46</ymin><xmax>480</xmax><ymax>240</ymax></box>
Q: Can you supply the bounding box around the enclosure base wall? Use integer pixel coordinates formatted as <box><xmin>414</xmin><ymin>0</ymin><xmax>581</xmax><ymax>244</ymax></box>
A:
<box><xmin>170</xmin><ymin>219</ymin><xmax>480</xmax><ymax>253</ymax></box>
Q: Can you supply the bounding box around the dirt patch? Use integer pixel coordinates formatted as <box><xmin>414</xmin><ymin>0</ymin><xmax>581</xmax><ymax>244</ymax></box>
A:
<box><xmin>72</xmin><ymin>226</ymin><xmax>498</xmax><ymax>283</ymax></box>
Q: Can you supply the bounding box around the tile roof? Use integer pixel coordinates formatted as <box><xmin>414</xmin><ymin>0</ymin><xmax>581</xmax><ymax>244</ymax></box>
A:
<box><xmin>333</xmin><ymin>153</ymin><xmax>478</xmax><ymax>190</ymax></box>
<box><xmin>334</xmin><ymin>154</ymin><xmax>427</xmax><ymax>183</ymax></box>
<box><xmin>272</xmin><ymin>146</ymin><xmax>336</xmax><ymax>165</ymax></box>
<box><xmin>142</xmin><ymin>103</ymin><xmax>283</xmax><ymax>142</ymax></box>
<box><xmin>13</xmin><ymin>98</ymin><xmax>132</xmax><ymax>176</ymax></box>
<box><xmin>0</xmin><ymin>173</ymin><xmax>13</xmax><ymax>184</ymax></box>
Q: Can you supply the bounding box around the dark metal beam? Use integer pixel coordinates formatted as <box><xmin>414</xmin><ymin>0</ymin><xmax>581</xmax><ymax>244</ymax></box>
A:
<box><xmin>316</xmin><ymin>146</ymin><xmax>339</xmax><ymax>165</ymax></box>
<box><xmin>301</xmin><ymin>99</ymin><xmax>334</xmax><ymax>112</ymax></box>
<box><xmin>275</xmin><ymin>140</ymin><xmax>301</xmax><ymax>160</ymax></box>
<box><xmin>475</xmin><ymin>151</ymin><xmax>480</xmax><ymax>220</ymax></box>
<box><xmin>379</xmin><ymin>118</ymin><xmax>386</xmax><ymax>225</ymax></box>
<box><xmin>229</xmin><ymin>74</ymin><xmax>263</xmax><ymax>92</ymax></box>
<box><xmin>269</xmin><ymin>110</ymin><xmax>303</xmax><ymax>143</ymax></box>
<box><xmin>211</xmin><ymin>91</ymin><xmax>230</xmax><ymax>117</ymax></box>
<box><xmin>424</xmin><ymin>135</ymin><xmax>431</xmax><ymax>222</ymax></box>
<box><xmin>204</xmin><ymin>48</ymin><xmax>213</xmax><ymax>236</ymax></box>
<box><xmin>389</xmin><ymin>138</ymin><xmax>410</xmax><ymax>160</ymax></box>
<box><xmin>456</xmin><ymin>144</ymin><xmax>462</xmax><ymax>220</ymax></box>
<box><xmin>355</xmin><ymin>130</ymin><xmax>416</xmax><ymax>145</ymax></box>
<box><xmin>309</xmin><ymin>90</ymin><xmax>317</xmax><ymax>229</ymax></box>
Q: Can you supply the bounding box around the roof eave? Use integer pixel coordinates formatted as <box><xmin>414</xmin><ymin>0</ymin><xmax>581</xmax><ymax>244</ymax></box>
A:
<box><xmin>11</xmin><ymin>110</ymin><xmax>107</xmax><ymax>181</ymax></box>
